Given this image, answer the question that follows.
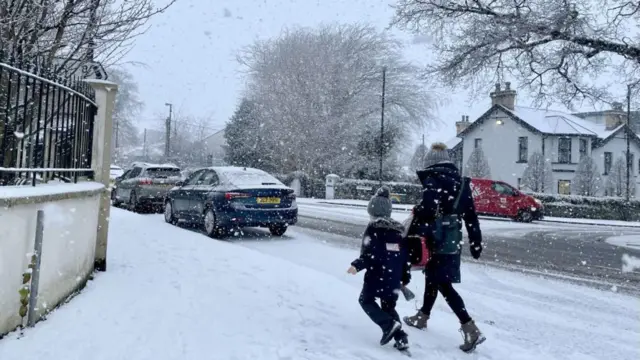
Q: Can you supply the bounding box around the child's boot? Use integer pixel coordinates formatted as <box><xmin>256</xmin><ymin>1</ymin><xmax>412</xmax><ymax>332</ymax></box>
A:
<box><xmin>459</xmin><ymin>320</ymin><xmax>486</xmax><ymax>353</ymax></box>
<box><xmin>380</xmin><ymin>321</ymin><xmax>401</xmax><ymax>345</ymax></box>
<box><xmin>393</xmin><ymin>330</ymin><xmax>409</xmax><ymax>351</ymax></box>
<box><xmin>403</xmin><ymin>310</ymin><xmax>428</xmax><ymax>329</ymax></box>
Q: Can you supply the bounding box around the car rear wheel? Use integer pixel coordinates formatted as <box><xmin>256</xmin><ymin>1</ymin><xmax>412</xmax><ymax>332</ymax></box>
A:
<box><xmin>517</xmin><ymin>209</ymin><xmax>534</xmax><ymax>223</ymax></box>
<box><xmin>269</xmin><ymin>224</ymin><xmax>288</xmax><ymax>237</ymax></box>
<box><xmin>164</xmin><ymin>201</ymin><xmax>177</xmax><ymax>225</ymax></box>
<box><xmin>129</xmin><ymin>192</ymin><xmax>140</xmax><ymax>213</ymax></box>
<box><xmin>203</xmin><ymin>208</ymin><xmax>227</xmax><ymax>239</ymax></box>
<box><xmin>111</xmin><ymin>189</ymin><xmax>122</xmax><ymax>207</ymax></box>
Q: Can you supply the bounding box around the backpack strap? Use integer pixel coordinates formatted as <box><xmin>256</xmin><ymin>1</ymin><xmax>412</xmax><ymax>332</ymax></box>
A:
<box><xmin>451</xmin><ymin>177</ymin><xmax>467</xmax><ymax>215</ymax></box>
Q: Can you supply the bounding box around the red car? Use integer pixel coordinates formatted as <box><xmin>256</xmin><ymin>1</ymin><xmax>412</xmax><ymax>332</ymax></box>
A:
<box><xmin>469</xmin><ymin>178</ymin><xmax>543</xmax><ymax>222</ymax></box>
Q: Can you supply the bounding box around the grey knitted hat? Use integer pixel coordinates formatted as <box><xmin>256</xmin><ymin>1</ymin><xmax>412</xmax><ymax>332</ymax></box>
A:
<box><xmin>367</xmin><ymin>186</ymin><xmax>393</xmax><ymax>218</ymax></box>
<box><xmin>423</xmin><ymin>142</ymin><xmax>452</xmax><ymax>168</ymax></box>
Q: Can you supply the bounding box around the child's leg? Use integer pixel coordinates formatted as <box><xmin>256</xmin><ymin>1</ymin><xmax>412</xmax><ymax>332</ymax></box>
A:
<box><xmin>381</xmin><ymin>295</ymin><xmax>408</xmax><ymax>342</ymax></box>
<box><xmin>380</xmin><ymin>295</ymin><xmax>400</xmax><ymax>323</ymax></box>
<box><xmin>359</xmin><ymin>289</ymin><xmax>396</xmax><ymax>331</ymax></box>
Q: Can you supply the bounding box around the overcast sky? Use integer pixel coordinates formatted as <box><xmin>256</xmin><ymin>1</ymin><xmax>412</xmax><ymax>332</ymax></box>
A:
<box><xmin>121</xmin><ymin>0</ymin><xmax>610</xmax><ymax>149</ymax></box>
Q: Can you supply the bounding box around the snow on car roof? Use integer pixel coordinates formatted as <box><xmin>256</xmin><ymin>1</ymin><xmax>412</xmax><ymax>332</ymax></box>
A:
<box><xmin>130</xmin><ymin>162</ymin><xmax>180</xmax><ymax>169</ymax></box>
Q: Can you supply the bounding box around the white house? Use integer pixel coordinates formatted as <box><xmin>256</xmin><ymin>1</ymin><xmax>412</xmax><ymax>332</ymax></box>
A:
<box><xmin>448</xmin><ymin>82</ymin><xmax>640</xmax><ymax>196</ymax></box>
<box><xmin>200</xmin><ymin>129</ymin><xmax>227</xmax><ymax>166</ymax></box>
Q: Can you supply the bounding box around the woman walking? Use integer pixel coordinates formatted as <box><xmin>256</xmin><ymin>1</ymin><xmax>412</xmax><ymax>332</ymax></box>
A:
<box><xmin>403</xmin><ymin>142</ymin><xmax>486</xmax><ymax>353</ymax></box>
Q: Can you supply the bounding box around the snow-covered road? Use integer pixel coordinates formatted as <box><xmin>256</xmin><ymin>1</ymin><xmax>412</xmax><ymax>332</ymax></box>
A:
<box><xmin>0</xmin><ymin>208</ymin><xmax>637</xmax><ymax>360</ymax></box>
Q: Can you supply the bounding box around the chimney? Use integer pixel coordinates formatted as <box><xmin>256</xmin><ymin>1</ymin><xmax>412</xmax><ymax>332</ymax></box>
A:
<box><xmin>490</xmin><ymin>81</ymin><xmax>517</xmax><ymax>110</ymax></box>
<box><xmin>606</xmin><ymin>102</ymin><xmax>626</xmax><ymax>130</ymax></box>
<box><xmin>456</xmin><ymin>115</ymin><xmax>470</xmax><ymax>134</ymax></box>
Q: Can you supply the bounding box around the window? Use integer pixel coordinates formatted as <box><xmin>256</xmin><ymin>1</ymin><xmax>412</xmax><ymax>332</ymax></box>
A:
<box><xmin>558</xmin><ymin>180</ymin><xmax>571</xmax><ymax>195</ymax></box>
<box><xmin>628</xmin><ymin>153</ymin><xmax>635</xmax><ymax>174</ymax></box>
<box><xmin>558</xmin><ymin>138</ymin><xmax>572</xmax><ymax>163</ymax></box>
<box><xmin>518</xmin><ymin>137</ymin><xmax>528</xmax><ymax>162</ymax></box>
<box><xmin>128</xmin><ymin>167</ymin><xmax>142</xmax><ymax>178</ymax></box>
<box><xmin>197</xmin><ymin>170</ymin><xmax>220</xmax><ymax>186</ymax></box>
<box><xmin>579</xmin><ymin>138</ymin><xmax>588</xmax><ymax>159</ymax></box>
<box><xmin>185</xmin><ymin>170</ymin><xmax>205</xmax><ymax>185</ymax></box>
<box><xmin>474</xmin><ymin>138</ymin><xmax>482</xmax><ymax>149</ymax></box>
<box><xmin>491</xmin><ymin>182</ymin><xmax>517</xmax><ymax>196</ymax></box>
<box><xmin>145</xmin><ymin>167</ymin><xmax>181</xmax><ymax>178</ymax></box>
<box><xmin>604</xmin><ymin>152</ymin><xmax>612</xmax><ymax>175</ymax></box>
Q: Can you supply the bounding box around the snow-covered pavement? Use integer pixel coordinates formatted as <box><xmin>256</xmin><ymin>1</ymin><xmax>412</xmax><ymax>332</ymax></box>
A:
<box><xmin>0</xmin><ymin>208</ymin><xmax>638</xmax><ymax>360</ymax></box>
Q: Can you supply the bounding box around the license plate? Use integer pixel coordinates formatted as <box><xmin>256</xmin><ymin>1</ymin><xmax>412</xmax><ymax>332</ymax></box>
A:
<box><xmin>257</xmin><ymin>197</ymin><xmax>281</xmax><ymax>204</ymax></box>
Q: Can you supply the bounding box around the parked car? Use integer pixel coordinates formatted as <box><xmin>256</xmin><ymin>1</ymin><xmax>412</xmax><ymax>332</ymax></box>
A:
<box><xmin>112</xmin><ymin>162</ymin><xmax>182</xmax><ymax>213</ymax></box>
<box><xmin>109</xmin><ymin>165</ymin><xmax>124</xmax><ymax>188</ymax></box>
<box><xmin>164</xmin><ymin>166</ymin><xmax>298</xmax><ymax>238</ymax></box>
<box><xmin>469</xmin><ymin>178</ymin><xmax>543</xmax><ymax>222</ymax></box>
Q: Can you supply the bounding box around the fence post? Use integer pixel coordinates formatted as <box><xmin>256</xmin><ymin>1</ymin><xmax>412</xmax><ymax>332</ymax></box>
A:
<box><xmin>85</xmin><ymin>80</ymin><xmax>118</xmax><ymax>272</ymax></box>
<box><xmin>27</xmin><ymin>210</ymin><xmax>45</xmax><ymax>327</ymax></box>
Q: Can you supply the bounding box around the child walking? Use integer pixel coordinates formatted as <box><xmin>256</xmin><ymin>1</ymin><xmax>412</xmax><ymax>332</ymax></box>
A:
<box><xmin>347</xmin><ymin>187</ymin><xmax>412</xmax><ymax>352</ymax></box>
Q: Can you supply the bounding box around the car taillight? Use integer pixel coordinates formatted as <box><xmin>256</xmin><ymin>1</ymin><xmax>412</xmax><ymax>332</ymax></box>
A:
<box><xmin>139</xmin><ymin>179</ymin><xmax>152</xmax><ymax>185</ymax></box>
<box><xmin>225</xmin><ymin>192</ymin><xmax>250</xmax><ymax>200</ymax></box>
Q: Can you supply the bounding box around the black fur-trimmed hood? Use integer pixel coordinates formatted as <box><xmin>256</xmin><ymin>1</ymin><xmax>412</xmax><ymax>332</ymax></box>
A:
<box><xmin>368</xmin><ymin>217</ymin><xmax>405</xmax><ymax>233</ymax></box>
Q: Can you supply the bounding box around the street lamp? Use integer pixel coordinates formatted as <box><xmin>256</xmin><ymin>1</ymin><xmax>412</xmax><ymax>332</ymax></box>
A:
<box><xmin>627</xmin><ymin>86</ymin><xmax>632</xmax><ymax>201</ymax></box>
<box><xmin>165</xmin><ymin>103</ymin><xmax>172</xmax><ymax>158</ymax></box>
<box><xmin>379</xmin><ymin>66</ymin><xmax>387</xmax><ymax>185</ymax></box>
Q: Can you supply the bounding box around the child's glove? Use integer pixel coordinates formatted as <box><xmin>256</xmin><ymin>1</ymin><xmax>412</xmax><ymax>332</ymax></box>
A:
<box><xmin>470</xmin><ymin>243</ymin><xmax>482</xmax><ymax>259</ymax></box>
<box><xmin>347</xmin><ymin>266</ymin><xmax>357</xmax><ymax>274</ymax></box>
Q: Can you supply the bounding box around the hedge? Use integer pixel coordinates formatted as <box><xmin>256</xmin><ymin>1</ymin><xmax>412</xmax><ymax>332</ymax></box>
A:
<box><xmin>273</xmin><ymin>171</ymin><xmax>325</xmax><ymax>199</ymax></box>
<box><xmin>523</xmin><ymin>192</ymin><xmax>640</xmax><ymax>221</ymax></box>
<box><xmin>335</xmin><ymin>179</ymin><xmax>422</xmax><ymax>204</ymax></box>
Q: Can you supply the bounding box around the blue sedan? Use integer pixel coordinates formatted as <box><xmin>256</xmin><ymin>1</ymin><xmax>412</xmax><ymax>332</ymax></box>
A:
<box><xmin>163</xmin><ymin>166</ymin><xmax>298</xmax><ymax>238</ymax></box>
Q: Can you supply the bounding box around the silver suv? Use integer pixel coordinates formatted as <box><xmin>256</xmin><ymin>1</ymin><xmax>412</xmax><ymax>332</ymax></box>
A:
<box><xmin>111</xmin><ymin>162</ymin><xmax>182</xmax><ymax>213</ymax></box>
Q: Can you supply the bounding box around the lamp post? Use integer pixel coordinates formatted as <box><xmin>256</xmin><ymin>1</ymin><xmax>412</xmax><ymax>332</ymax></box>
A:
<box><xmin>379</xmin><ymin>66</ymin><xmax>387</xmax><ymax>185</ymax></box>
<box><xmin>626</xmin><ymin>86</ymin><xmax>632</xmax><ymax>201</ymax></box>
<box><xmin>164</xmin><ymin>102</ymin><xmax>172</xmax><ymax>158</ymax></box>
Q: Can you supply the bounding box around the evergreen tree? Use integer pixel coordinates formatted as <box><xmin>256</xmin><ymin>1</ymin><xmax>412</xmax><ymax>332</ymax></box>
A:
<box><xmin>223</xmin><ymin>99</ymin><xmax>274</xmax><ymax>171</ymax></box>
<box><xmin>464</xmin><ymin>146</ymin><xmax>491</xmax><ymax>178</ymax></box>
<box><xmin>572</xmin><ymin>156</ymin><xmax>602</xmax><ymax>196</ymax></box>
<box><xmin>521</xmin><ymin>152</ymin><xmax>553</xmax><ymax>193</ymax></box>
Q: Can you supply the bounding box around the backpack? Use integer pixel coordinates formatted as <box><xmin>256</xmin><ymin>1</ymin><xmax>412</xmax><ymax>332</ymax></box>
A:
<box><xmin>403</xmin><ymin>211</ymin><xmax>430</xmax><ymax>271</ymax></box>
<box><xmin>431</xmin><ymin>177</ymin><xmax>467</xmax><ymax>255</ymax></box>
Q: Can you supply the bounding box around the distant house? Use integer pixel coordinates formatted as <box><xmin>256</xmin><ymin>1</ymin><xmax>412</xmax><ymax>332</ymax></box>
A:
<box><xmin>447</xmin><ymin>82</ymin><xmax>640</xmax><ymax>196</ymax></box>
<box><xmin>200</xmin><ymin>129</ymin><xmax>227</xmax><ymax>166</ymax></box>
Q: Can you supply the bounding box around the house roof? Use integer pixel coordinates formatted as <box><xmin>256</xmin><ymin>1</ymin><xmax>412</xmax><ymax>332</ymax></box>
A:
<box><xmin>445</xmin><ymin>136</ymin><xmax>462</xmax><ymax>149</ymax></box>
<box><xmin>459</xmin><ymin>104</ymin><xmax>636</xmax><ymax>140</ymax></box>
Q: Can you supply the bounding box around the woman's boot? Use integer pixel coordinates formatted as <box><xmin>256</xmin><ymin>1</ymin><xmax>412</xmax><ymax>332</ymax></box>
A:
<box><xmin>402</xmin><ymin>310</ymin><xmax>428</xmax><ymax>329</ymax></box>
<box><xmin>459</xmin><ymin>320</ymin><xmax>486</xmax><ymax>352</ymax></box>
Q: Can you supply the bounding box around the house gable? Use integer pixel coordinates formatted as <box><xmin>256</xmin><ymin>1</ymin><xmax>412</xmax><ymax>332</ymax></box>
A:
<box><xmin>457</xmin><ymin>104</ymin><xmax>541</xmax><ymax>138</ymax></box>
<box><xmin>593</xmin><ymin>124</ymin><xmax>640</xmax><ymax>149</ymax></box>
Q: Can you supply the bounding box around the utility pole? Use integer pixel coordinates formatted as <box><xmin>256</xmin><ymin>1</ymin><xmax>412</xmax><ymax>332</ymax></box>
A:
<box><xmin>627</xmin><ymin>85</ymin><xmax>632</xmax><ymax>201</ymax></box>
<box><xmin>379</xmin><ymin>66</ymin><xmax>387</xmax><ymax>185</ymax></box>
<box><xmin>164</xmin><ymin>103</ymin><xmax>172</xmax><ymax>159</ymax></box>
<box><xmin>143</xmin><ymin>128</ymin><xmax>147</xmax><ymax>160</ymax></box>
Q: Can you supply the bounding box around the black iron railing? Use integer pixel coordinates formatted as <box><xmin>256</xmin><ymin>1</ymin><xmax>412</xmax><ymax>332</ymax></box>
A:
<box><xmin>0</xmin><ymin>60</ymin><xmax>97</xmax><ymax>186</ymax></box>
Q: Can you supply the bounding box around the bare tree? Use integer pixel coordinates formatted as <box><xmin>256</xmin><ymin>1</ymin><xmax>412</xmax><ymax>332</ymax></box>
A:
<box><xmin>464</xmin><ymin>146</ymin><xmax>491</xmax><ymax>178</ymax></box>
<box><xmin>410</xmin><ymin>143</ymin><xmax>428</xmax><ymax>170</ymax></box>
<box><xmin>237</xmin><ymin>23</ymin><xmax>438</xmax><ymax>178</ymax></box>
<box><xmin>0</xmin><ymin>0</ymin><xmax>176</xmax><ymax>76</ymax></box>
<box><xmin>572</xmin><ymin>156</ymin><xmax>602</xmax><ymax>196</ymax></box>
<box><xmin>521</xmin><ymin>152</ymin><xmax>553</xmax><ymax>192</ymax></box>
<box><xmin>605</xmin><ymin>156</ymin><xmax>635</xmax><ymax>197</ymax></box>
<box><xmin>391</xmin><ymin>0</ymin><xmax>640</xmax><ymax>108</ymax></box>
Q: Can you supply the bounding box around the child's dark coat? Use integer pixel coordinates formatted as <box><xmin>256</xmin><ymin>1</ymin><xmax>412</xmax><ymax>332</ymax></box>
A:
<box><xmin>351</xmin><ymin>218</ymin><xmax>411</xmax><ymax>298</ymax></box>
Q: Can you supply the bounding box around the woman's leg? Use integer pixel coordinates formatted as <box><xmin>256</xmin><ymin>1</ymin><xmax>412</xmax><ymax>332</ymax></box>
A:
<box><xmin>437</xmin><ymin>282</ymin><xmax>472</xmax><ymax>324</ymax></box>
<box><xmin>420</xmin><ymin>279</ymin><xmax>439</xmax><ymax>316</ymax></box>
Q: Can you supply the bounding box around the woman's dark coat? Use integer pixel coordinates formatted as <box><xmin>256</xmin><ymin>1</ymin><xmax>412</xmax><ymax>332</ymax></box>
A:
<box><xmin>412</xmin><ymin>162</ymin><xmax>482</xmax><ymax>284</ymax></box>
